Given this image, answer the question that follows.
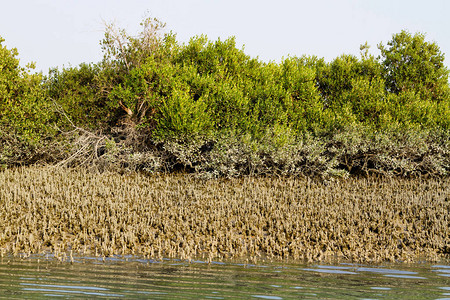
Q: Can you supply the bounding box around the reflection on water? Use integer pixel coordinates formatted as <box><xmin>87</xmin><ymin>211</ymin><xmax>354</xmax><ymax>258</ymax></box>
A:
<box><xmin>0</xmin><ymin>255</ymin><xmax>448</xmax><ymax>299</ymax></box>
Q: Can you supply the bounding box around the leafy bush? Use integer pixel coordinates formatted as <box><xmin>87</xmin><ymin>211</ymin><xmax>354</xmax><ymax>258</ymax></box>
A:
<box><xmin>0</xmin><ymin>37</ymin><xmax>56</xmax><ymax>165</ymax></box>
<box><xmin>379</xmin><ymin>30</ymin><xmax>450</xmax><ymax>102</ymax></box>
<box><xmin>45</xmin><ymin>63</ymin><xmax>110</xmax><ymax>129</ymax></box>
<box><xmin>1</xmin><ymin>21</ymin><xmax>449</xmax><ymax>177</ymax></box>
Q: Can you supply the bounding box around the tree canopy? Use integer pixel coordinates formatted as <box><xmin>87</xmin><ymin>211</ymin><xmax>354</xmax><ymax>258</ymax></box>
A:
<box><xmin>1</xmin><ymin>23</ymin><xmax>449</xmax><ymax>176</ymax></box>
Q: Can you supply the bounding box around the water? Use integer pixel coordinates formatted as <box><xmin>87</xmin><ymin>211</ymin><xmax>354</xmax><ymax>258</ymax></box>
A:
<box><xmin>0</xmin><ymin>256</ymin><xmax>448</xmax><ymax>299</ymax></box>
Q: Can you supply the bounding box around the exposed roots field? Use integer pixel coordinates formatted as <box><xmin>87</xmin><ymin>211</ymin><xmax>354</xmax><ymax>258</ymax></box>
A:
<box><xmin>0</xmin><ymin>166</ymin><xmax>448</xmax><ymax>263</ymax></box>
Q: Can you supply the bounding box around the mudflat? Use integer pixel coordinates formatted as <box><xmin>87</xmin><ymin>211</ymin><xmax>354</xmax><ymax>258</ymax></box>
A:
<box><xmin>0</xmin><ymin>166</ymin><xmax>448</xmax><ymax>263</ymax></box>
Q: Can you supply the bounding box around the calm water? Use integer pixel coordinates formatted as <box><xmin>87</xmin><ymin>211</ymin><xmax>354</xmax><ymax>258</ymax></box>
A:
<box><xmin>0</xmin><ymin>255</ymin><xmax>449</xmax><ymax>299</ymax></box>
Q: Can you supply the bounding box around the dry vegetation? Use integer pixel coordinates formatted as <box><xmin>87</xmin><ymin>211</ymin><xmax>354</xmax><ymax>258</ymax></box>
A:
<box><xmin>0</xmin><ymin>166</ymin><xmax>448</xmax><ymax>263</ymax></box>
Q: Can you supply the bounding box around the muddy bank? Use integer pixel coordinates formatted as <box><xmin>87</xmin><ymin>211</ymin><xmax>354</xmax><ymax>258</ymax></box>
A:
<box><xmin>0</xmin><ymin>166</ymin><xmax>448</xmax><ymax>263</ymax></box>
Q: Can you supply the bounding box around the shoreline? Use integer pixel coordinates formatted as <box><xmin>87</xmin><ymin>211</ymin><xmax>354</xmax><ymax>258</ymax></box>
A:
<box><xmin>0</xmin><ymin>166</ymin><xmax>448</xmax><ymax>264</ymax></box>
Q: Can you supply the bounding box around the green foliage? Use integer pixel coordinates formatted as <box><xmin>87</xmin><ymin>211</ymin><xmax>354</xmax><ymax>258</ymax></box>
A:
<box><xmin>156</xmin><ymin>86</ymin><xmax>212</xmax><ymax>139</ymax></box>
<box><xmin>1</xmin><ymin>22</ymin><xmax>449</xmax><ymax>176</ymax></box>
<box><xmin>379</xmin><ymin>30</ymin><xmax>450</xmax><ymax>101</ymax></box>
<box><xmin>339</xmin><ymin>77</ymin><xmax>387</xmax><ymax>126</ymax></box>
<box><xmin>0</xmin><ymin>37</ymin><xmax>54</xmax><ymax>144</ymax></box>
<box><xmin>45</xmin><ymin>63</ymin><xmax>110</xmax><ymax>129</ymax></box>
<box><xmin>279</xmin><ymin>57</ymin><xmax>325</xmax><ymax>132</ymax></box>
<box><xmin>101</xmin><ymin>17</ymin><xmax>168</xmax><ymax>71</ymax></box>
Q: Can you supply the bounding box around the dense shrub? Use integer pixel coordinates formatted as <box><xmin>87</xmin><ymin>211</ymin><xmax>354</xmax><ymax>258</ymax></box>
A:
<box><xmin>1</xmin><ymin>21</ymin><xmax>449</xmax><ymax>176</ymax></box>
<box><xmin>46</xmin><ymin>63</ymin><xmax>109</xmax><ymax>129</ymax></box>
<box><xmin>0</xmin><ymin>37</ymin><xmax>56</xmax><ymax>166</ymax></box>
<box><xmin>379</xmin><ymin>30</ymin><xmax>450</xmax><ymax>101</ymax></box>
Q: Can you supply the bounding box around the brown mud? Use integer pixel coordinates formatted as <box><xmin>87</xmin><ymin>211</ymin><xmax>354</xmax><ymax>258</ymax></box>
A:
<box><xmin>0</xmin><ymin>166</ymin><xmax>448</xmax><ymax>263</ymax></box>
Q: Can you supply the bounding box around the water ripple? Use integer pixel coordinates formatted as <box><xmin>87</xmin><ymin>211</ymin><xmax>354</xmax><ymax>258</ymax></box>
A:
<box><xmin>302</xmin><ymin>268</ymin><xmax>357</xmax><ymax>275</ymax></box>
<box><xmin>0</xmin><ymin>256</ymin><xmax>449</xmax><ymax>299</ymax></box>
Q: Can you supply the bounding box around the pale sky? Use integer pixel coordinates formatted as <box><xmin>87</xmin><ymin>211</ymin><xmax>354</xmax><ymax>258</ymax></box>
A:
<box><xmin>1</xmin><ymin>0</ymin><xmax>449</xmax><ymax>73</ymax></box>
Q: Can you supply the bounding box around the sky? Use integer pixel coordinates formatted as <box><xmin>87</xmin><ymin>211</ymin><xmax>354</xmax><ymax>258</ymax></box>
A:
<box><xmin>1</xmin><ymin>0</ymin><xmax>449</xmax><ymax>74</ymax></box>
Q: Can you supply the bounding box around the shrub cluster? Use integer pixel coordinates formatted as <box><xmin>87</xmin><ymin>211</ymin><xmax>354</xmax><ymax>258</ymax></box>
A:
<box><xmin>1</xmin><ymin>18</ymin><xmax>449</xmax><ymax>177</ymax></box>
